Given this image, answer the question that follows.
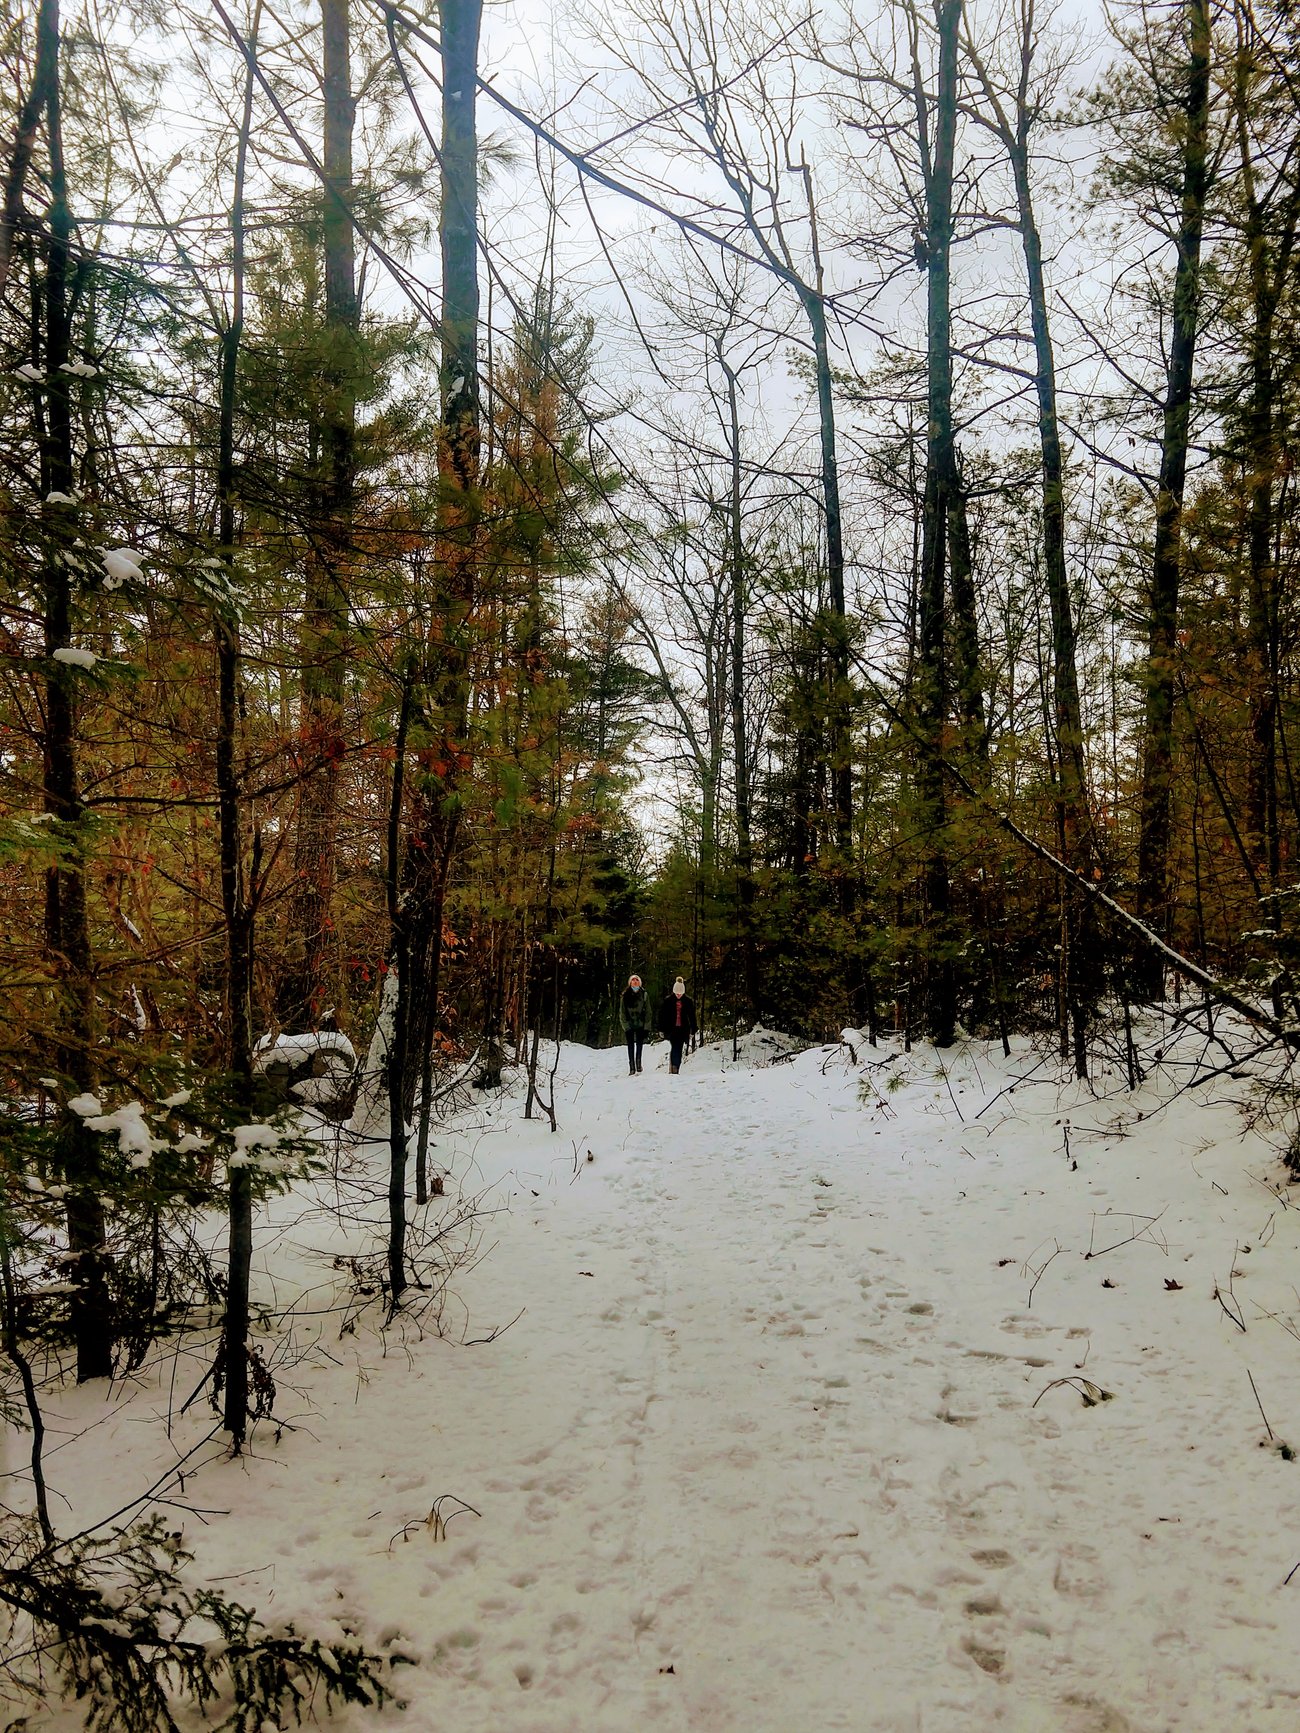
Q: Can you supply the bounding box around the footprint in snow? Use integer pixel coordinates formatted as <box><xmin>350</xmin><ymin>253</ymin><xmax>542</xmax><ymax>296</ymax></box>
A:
<box><xmin>1059</xmin><ymin>1693</ymin><xmax>1134</xmax><ymax>1732</ymax></box>
<box><xmin>962</xmin><ymin>1635</ymin><xmax>1008</xmax><ymax>1676</ymax></box>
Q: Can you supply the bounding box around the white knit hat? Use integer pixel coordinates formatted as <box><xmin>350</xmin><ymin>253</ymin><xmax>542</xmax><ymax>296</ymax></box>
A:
<box><xmin>673</xmin><ymin>976</ymin><xmax>685</xmax><ymax>993</ymax></box>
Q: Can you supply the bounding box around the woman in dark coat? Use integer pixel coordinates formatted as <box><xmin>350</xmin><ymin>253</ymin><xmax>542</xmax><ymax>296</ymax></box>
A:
<box><xmin>619</xmin><ymin>974</ymin><xmax>651</xmax><ymax>1075</ymax></box>
<box><xmin>658</xmin><ymin>976</ymin><xmax>697</xmax><ymax>1074</ymax></box>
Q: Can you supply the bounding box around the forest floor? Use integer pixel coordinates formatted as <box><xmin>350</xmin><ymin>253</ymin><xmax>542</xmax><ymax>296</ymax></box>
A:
<box><xmin>14</xmin><ymin>1017</ymin><xmax>1300</xmax><ymax>1732</ymax></box>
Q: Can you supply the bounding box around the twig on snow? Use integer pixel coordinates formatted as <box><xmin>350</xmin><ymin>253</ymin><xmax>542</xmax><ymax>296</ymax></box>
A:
<box><xmin>1248</xmin><ymin>1369</ymin><xmax>1274</xmax><ymax>1441</ymax></box>
<box><xmin>1022</xmin><ymin>1238</ymin><xmax>1066</xmax><ymax>1308</ymax></box>
<box><xmin>974</xmin><ymin>1053</ymin><xmax>1052</xmax><ymax>1120</ymax></box>
<box><xmin>1085</xmin><ymin>1207</ymin><xmax>1169</xmax><ymax>1259</ymax></box>
<box><xmin>1213</xmin><ymin>1266</ymin><xmax>1247</xmax><ymax>1332</ymax></box>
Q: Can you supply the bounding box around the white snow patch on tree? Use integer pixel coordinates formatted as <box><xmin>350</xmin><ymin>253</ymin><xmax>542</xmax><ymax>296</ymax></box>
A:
<box><xmin>102</xmin><ymin>548</ymin><xmax>144</xmax><ymax>587</ymax></box>
<box><xmin>85</xmin><ymin>1101</ymin><xmax>158</xmax><ymax>1167</ymax></box>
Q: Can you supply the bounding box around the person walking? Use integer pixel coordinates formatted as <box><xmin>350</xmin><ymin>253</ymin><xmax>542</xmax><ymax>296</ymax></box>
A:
<box><xmin>658</xmin><ymin>976</ymin><xmax>697</xmax><ymax>1074</ymax></box>
<box><xmin>619</xmin><ymin>974</ymin><xmax>651</xmax><ymax>1075</ymax></box>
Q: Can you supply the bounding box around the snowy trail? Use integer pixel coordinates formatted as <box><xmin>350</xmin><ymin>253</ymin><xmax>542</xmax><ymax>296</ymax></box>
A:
<box><xmin>18</xmin><ymin>1033</ymin><xmax>1300</xmax><ymax>1732</ymax></box>
<box><xmin>335</xmin><ymin>1039</ymin><xmax>1300</xmax><ymax>1732</ymax></box>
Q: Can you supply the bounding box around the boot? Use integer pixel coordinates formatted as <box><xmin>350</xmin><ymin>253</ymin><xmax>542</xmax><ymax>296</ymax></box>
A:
<box><xmin>669</xmin><ymin>1063</ymin><xmax>679</xmax><ymax>1075</ymax></box>
<box><xmin>629</xmin><ymin>1061</ymin><xmax>636</xmax><ymax>1075</ymax></box>
<box><xmin>636</xmin><ymin>1058</ymin><xmax>643</xmax><ymax>1073</ymax></box>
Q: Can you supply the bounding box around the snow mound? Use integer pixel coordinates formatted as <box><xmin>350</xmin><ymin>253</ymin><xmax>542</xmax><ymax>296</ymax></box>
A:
<box><xmin>254</xmin><ymin>1029</ymin><xmax>357</xmax><ymax>1116</ymax></box>
<box><xmin>689</xmin><ymin>1023</ymin><xmax>804</xmax><ymax>1071</ymax></box>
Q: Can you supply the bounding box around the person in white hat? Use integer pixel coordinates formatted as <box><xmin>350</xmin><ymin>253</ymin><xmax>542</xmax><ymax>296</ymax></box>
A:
<box><xmin>657</xmin><ymin>976</ymin><xmax>697</xmax><ymax>1073</ymax></box>
<box><xmin>619</xmin><ymin>973</ymin><xmax>650</xmax><ymax>1074</ymax></box>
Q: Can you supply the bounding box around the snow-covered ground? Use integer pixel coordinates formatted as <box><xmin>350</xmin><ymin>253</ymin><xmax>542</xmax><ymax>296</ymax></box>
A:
<box><xmin>11</xmin><ymin>1021</ymin><xmax>1300</xmax><ymax>1731</ymax></box>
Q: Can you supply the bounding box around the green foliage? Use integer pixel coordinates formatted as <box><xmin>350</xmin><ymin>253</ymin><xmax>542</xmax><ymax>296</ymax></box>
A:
<box><xmin>0</xmin><ymin>1516</ymin><xmax>389</xmax><ymax>1733</ymax></box>
<box><xmin>0</xmin><ymin>1073</ymin><xmax>310</xmax><ymax>1374</ymax></box>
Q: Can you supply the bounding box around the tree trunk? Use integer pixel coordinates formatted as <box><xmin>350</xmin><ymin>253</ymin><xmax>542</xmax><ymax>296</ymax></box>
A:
<box><xmin>218</xmin><ymin>35</ymin><xmax>258</xmax><ymax>1451</ymax></box>
<box><xmin>946</xmin><ymin>479</ymin><xmax>986</xmax><ymax>760</ymax></box>
<box><xmin>1011</xmin><ymin>74</ymin><xmax>1092</xmax><ymax>1074</ymax></box>
<box><xmin>803</xmin><ymin>278</ymin><xmax>853</xmax><ymax>862</ymax></box>
<box><xmin>278</xmin><ymin>0</ymin><xmax>357</xmax><ymax>1031</ymax></box>
<box><xmin>1134</xmin><ymin>0</ymin><xmax>1212</xmax><ymax>997</ymax></box>
<box><xmin>393</xmin><ymin>0</ymin><xmax>483</xmax><ymax>1297</ymax></box>
<box><xmin>720</xmin><ymin>352</ymin><xmax>759</xmax><ymax>1018</ymax></box>
<box><xmin>0</xmin><ymin>0</ymin><xmax>59</xmax><ymax>301</ymax></box>
<box><xmin>1230</xmin><ymin>20</ymin><xmax>1297</xmax><ymax>895</ymax></box>
<box><xmin>914</xmin><ymin>0</ymin><xmax>963</xmax><ymax>1048</ymax></box>
<box><xmin>37</xmin><ymin>0</ymin><xmax>112</xmax><ymax>1383</ymax></box>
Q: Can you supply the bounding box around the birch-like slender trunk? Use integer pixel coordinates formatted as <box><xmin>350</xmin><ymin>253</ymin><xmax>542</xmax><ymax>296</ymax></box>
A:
<box><xmin>719</xmin><ymin>349</ymin><xmax>759</xmax><ymax>1017</ymax></box>
<box><xmin>1134</xmin><ymin>0</ymin><xmax>1212</xmax><ymax>997</ymax></box>
<box><xmin>961</xmin><ymin>2</ymin><xmax>1093</xmax><ymax>1073</ymax></box>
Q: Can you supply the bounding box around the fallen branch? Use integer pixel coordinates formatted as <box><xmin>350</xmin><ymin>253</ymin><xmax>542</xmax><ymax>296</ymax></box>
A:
<box><xmin>1213</xmin><ymin>1279</ymin><xmax>1247</xmax><ymax>1333</ymax></box>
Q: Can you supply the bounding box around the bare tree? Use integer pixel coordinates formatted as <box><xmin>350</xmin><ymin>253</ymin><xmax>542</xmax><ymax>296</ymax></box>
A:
<box><xmin>959</xmin><ymin>0</ymin><xmax>1094</xmax><ymax>1071</ymax></box>
<box><xmin>1130</xmin><ymin>0</ymin><xmax>1216</xmax><ymax>996</ymax></box>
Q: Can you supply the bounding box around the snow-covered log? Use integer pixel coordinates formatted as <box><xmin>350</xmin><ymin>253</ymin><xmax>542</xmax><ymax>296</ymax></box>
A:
<box><xmin>253</xmin><ymin>1029</ymin><xmax>357</xmax><ymax>1118</ymax></box>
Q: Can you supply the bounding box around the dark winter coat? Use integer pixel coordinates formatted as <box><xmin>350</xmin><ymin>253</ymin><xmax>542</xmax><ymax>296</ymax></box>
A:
<box><xmin>619</xmin><ymin>986</ymin><xmax>652</xmax><ymax>1035</ymax></box>
<box><xmin>658</xmin><ymin>992</ymin><xmax>697</xmax><ymax>1041</ymax></box>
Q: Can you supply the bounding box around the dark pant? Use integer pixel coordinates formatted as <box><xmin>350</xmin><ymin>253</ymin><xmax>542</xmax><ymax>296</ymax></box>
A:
<box><xmin>669</xmin><ymin>1036</ymin><xmax>685</xmax><ymax>1070</ymax></box>
<box><xmin>626</xmin><ymin>1033</ymin><xmax>643</xmax><ymax>1070</ymax></box>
